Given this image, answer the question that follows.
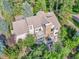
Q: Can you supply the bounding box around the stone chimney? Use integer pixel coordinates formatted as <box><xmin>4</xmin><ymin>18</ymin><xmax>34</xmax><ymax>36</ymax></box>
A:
<box><xmin>44</xmin><ymin>22</ymin><xmax>52</xmax><ymax>37</ymax></box>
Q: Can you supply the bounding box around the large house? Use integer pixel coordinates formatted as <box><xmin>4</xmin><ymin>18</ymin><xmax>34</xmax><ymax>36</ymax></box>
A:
<box><xmin>12</xmin><ymin>11</ymin><xmax>61</xmax><ymax>43</ymax></box>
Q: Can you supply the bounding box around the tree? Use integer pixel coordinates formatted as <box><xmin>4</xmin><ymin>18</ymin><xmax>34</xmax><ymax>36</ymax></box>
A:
<box><xmin>74</xmin><ymin>53</ymin><xmax>79</xmax><ymax>59</ymax></box>
<box><xmin>23</xmin><ymin>34</ymin><xmax>35</xmax><ymax>47</ymax></box>
<box><xmin>0</xmin><ymin>0</ymin><xmax>13</xmax><ymax>35</ymax></box>
<box><xmin>4</xmin><ymin>45</ymin><xmax>20</xmax><ymax>59</ymax></box>
<box><xmin>13</xmin><ymin>2</ymin><xmax>23</xmax><ymax>16</ymax></box>
<box><xmin>73</xmin><ymin>0</ymin><xmax>79</xmax><ymax>13</ymax></box>
<box><xmin>60</xmin><ymin>26</ymin><xmax>67</xmax><ymax>41</ymax></box>
<box><xmin>67</xmin><ymin>26</ymin><xmax>77</xmax><ymax>39</ymax></box>
<box><xmin>23</xmin><ymin>1</ymin><xmax>33</xmax><ymax>17</ymax></box>
<box><xmin>49</xmin><ymin>0</ymin><xmax>56</xmax><ymax>11</ymax></box>
<box><xmin>0</xmin><ymin>20</ymin><xmax>8</xmax><ymax>33</ymax></box>
<box><xmin>33</xmin><ymin>0</ymin><xmax>46</xmax><ymax>14</ymax></box>
<box><xmin>58</xmin><ymin>0</ymin><xmax>74</xmax><ymax>25</ymax></box>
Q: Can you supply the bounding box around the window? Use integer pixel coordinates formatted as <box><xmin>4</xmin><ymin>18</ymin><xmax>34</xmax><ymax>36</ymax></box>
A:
<box><xmin>55</xmin><ymin>32</ymin><xmax>58</xmax><ymax>34</ymax></box>
<box><xmin>39</xmin><ymin>28</ymin><xmax>41</xmax><ymax>31</ymax></box>
<box><xmin>35</xmin><ymin>29</ymin><xmax>38</xmax><ymax>31</ymax></box>
<box><xmin>35</xmin><ymin>28</ymin><xmax>39</xmax><ymax>33</ymax></box>
<box><xmin>51</xmin><ymin>28</ymin><xmax>54</xmax><ymax>31</ymax></box>
<box><xmin>46</xmin><ymin>15</ymin><xmax>52</xmax><ymax>18</ymax></box>
<box><xmin>56</xmin><ymin>28</ymin><xmax>58</xmax><ymax>30</ymax></box>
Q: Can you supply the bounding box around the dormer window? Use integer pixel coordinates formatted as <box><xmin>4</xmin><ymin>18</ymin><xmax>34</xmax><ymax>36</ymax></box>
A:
<box><xmin>46</xmin><ymin>13</ymin><xmax>52</xmax><ymax>18</ymax></box>
<box><xmin>46</xmin><ymin>15</ymin><xmax>52</xmax><ymax>18</ymax></box>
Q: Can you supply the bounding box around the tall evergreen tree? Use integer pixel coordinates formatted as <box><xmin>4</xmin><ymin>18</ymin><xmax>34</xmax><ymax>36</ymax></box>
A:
<box><xmin>23</xmin><ymin>1</ymin><xmax>33</xmax><ymax>17</ymax></box>
<box><xmin>59</xmin><ymin>0</ymin><xmax>74</xmax><ymax>24</ymax></box>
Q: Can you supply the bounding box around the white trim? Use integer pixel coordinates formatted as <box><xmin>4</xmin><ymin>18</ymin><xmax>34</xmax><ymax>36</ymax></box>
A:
<box><xmin>28</xmin><ymin>25</ymin><xmax>34</xmax><ymax>34</ymax></box>
<box><xmin>16</xmin><ymin>33</ymin><xmax>27</xmax><ymax>43</ymax></box>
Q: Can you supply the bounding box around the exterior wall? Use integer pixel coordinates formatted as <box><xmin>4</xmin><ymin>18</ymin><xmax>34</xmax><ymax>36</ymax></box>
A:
<box><xmin>53</xmin><ymin>28</ymin><xmax>60</xmax><ymax>42</ymax></box>
<box><xmin>49</xmin><ymin>26</ymin><xmax>60</xmax><ymax>42</ymax></box>
<box><xmin>35</xmin><ymin>26</ymin><xmax>45</xmax><ymax>44</ymax></box>
<box><xmin>54</xmin><ymin>28</ymin><xmax>59</xmax><ymax>36</ymax></box>
<box><xmin>35</xmin><ymin>26</ymin><xmax>44</xmax><ymax>38</ymax></box>
<box><xmin>36</xmin><ymin>31</ymin><xmax>44</xmax><ymax>39</ymax></box>
<box><xmin>16</xmin><ymin>33</ymin><xmax>27</xmax><ymax>43</ymax></box>
<box><xmin>35</xmin><ymin>26</ymin><xmax>43</xmax><ymax>33</ymax></box>
<box><xmin>51</xmin><ymin>24</ymin><xmax>55</xmax><ymax>33</ymax></box>
<box><xmin>28</xmin><ymin>25</ymin><xmax>34</xmax><ymax>34</ymax></box>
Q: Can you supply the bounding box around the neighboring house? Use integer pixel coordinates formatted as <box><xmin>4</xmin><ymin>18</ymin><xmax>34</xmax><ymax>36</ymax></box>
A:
<box><xmin>73</xmin><ymin>14</ymin><xmax>79</xmax><ymax>22</ymax></box>
<box><xmin>12</xmin><ymin>11</ymin><xmax>61</xmax><ymax>43</ymax></box>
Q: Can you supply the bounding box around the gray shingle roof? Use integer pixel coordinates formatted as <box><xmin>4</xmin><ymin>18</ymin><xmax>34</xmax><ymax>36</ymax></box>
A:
<box><xmin>12</xmin><ymin>20</ymin><xmax>28</xmax><ymax>36</ymax></box>
<box><xmin>26</xmin><ymin>11</ymin><xmax>61</xmax><ymax>28</ymax></box>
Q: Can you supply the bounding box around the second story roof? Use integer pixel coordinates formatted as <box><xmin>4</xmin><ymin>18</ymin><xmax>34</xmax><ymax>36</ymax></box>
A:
<box><xmin>26</xmin><ymin>11</ymin><xmax>61</xmax><ymax>28</ymax></box>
